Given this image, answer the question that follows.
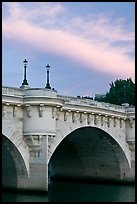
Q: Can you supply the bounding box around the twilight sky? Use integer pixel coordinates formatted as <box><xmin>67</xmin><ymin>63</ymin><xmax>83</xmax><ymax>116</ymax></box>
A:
<box><xmin>2</xmin><ymin>2</ymin><xmax>135</xmax><ymax>98</ymax></box>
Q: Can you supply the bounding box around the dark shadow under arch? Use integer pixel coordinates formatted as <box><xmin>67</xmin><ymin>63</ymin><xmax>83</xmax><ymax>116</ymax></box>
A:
<box><xmin>2</xmin><ymin>134</ymin><xmax>28</xmax><ymax>189</ymax></box>
<box><xmin>48</xmin><ymin>126</ymin><xmax>131</xmax><ymax>184</ymax></box>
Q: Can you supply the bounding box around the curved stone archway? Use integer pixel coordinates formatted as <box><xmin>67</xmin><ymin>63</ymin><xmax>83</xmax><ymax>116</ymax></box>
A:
<box><xmin>2</xmin><ymin>135</ymin><xmax>29</xmax><ymax>189</ymax></box>
<box><xmin>48</xmin><ymin>127</ymin><xmax>131</xmax><ymax>183</ymax></box>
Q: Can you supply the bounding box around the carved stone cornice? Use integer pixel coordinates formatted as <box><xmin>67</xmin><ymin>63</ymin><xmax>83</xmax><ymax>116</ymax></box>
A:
<box><xmin>24</xmin><ymin>135</ymin><xmax>45</xmax><ymax>147</ymax></box>
<box><xmin>2</xmin><ymin>105</ymin><xmax>6</xmax><ymax>117</ymax></box>
<box><xmin>48</xmin><ymin>135</ymin><xmax>55</xmax><ymax>149</ymax></box>
<box><xmin>38</xmin><ymin>104</ymin><xmax>44</xmax><ymax>117</ymax></box>
<box><xmin>64</xmin><ymin>111</ymin><xmax>69</xmax><ymax>121</ymax></box>
<box><xmin>24</xmin><ymin>134</ymin><xmax>47</xmax><ymax>157</ymax></box>
<box><xmin>87</xmin><ymin>114</ymin><xmax>92</xmax><ymax>124</ymax></box>
<box><xmin>72</xmin><ymin>112</ymin><xmax>77</xmax><ymax>123</ymax></box>
<box><xmin>25</xmin><ymin>104</ymin><xmax>31</xmax><ymax>118</ymax></box>
<box><xmin>129</xmin><ymin>118</ymin><xmax>134</xmax><ymax>128</ymax></box>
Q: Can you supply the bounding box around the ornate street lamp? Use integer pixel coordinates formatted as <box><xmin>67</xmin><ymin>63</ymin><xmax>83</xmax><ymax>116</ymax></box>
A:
<box><xmin>45</xmin><ymin>64</ymin><xmax>51</xmax><ymax>89</ymax></box>
<box><xmin>22</xmin><ymin>59</ymin><xmax>29</xmax><ymax>86</ymax></box>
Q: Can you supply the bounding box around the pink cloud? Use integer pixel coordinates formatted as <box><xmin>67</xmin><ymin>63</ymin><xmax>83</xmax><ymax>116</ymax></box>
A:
<box><xmin>2</xmin><ymin>2</ymin><xmax>135</xmax><ymax>81</ymax></box>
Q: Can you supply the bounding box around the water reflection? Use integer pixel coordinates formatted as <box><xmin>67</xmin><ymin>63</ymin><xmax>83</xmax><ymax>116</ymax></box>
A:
<box><xmin>2</xmin><ymin>190</ymin><xmax>48</xmax><ymax>202</ymax></box>
<box><xmin>2</xmin><ymin>180</ymin><xmax>135</xmax><ymax>202</ymax></box>
<box><xmin>48</xmin><ymin>180</ymin><xmax>135</xmax><ymax>202</ymax></box>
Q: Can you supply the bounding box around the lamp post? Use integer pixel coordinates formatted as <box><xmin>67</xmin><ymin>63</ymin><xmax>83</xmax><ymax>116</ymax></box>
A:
<box><xmin>22</xmin><ymin>59</ymin><xmax>29</xmax><ymax>86</ymax></box>
<box><xmin>45</xmin><ymin>64</ymin><xmax>51</xmax><ymax>89</ymax></box>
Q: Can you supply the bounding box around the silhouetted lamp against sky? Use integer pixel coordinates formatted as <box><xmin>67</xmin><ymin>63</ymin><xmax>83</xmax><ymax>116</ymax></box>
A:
<box><xmin>45</xmin><ymin>64</ymin><xmax>51</xmax><ymax>89</ymax></box>
<box><xmin>20</xmin><ymin>59</ymin><xmax>30</xmax><ymax>89</ymax></box>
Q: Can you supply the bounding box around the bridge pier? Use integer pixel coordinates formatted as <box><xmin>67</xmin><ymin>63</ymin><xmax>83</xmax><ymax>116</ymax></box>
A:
<box><xmin>23</xmin><ymin>134</ymin><xmax>48</xmax><ymax>191</ymax></box>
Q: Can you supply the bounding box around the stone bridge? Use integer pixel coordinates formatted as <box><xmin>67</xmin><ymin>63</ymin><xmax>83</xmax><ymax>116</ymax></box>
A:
<box><xmin>2</xmin><ymin>86</ymin><xmax>135</xmax><ymax>191</ymax></box>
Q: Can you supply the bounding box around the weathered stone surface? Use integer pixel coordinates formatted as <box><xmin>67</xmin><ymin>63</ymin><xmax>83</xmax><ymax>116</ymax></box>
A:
<box><xmin>2</xmin><ymin>86</ymin><xmax>135</xmax><ymax>191</ymax></box>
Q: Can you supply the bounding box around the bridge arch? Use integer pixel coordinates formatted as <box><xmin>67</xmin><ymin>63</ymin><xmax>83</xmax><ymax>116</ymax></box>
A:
<box><xmin>49</xmin><ymin>126</ymin><xmax>131</xmax><ymax>183</ymax></box>
<box><xmin>2</xmin><ymin>134</ymin><xmax>29</xmax><ymax>189</ymax></box>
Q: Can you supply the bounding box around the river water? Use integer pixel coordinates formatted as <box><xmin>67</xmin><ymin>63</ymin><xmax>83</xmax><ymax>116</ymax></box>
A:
<box><xmin>2</xmin><ymin>181</ymin><xmax>135</xmax><ymax>202</ymax></box>
<box><xmin>2</xmin><ymin>180</ymin><xmax>135</xmax><ymax>202</ymax></box>
<box><xmin>48</xmin><ymin>180</ymin><xmax>135</xmax><ymax>202</ymax></box>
